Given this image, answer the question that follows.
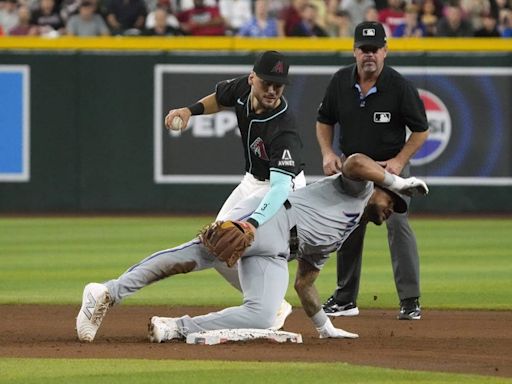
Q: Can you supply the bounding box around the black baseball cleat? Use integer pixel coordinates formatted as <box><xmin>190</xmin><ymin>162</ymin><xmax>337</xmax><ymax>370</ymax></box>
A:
<box><xmin>322</xmin><ymin>296</ymin><xmax>359</xmax><ymax>317</ymax></box>
<box><xmin>398</xmin><ymin>297</ymin><xmax>421</xmax><ymax>320</ymax></box>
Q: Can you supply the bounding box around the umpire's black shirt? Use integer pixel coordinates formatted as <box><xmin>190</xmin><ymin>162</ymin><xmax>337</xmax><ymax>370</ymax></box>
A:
<box><xmin>317</xmin><ymin>64</ymin><xmax>428</xmax><ymax>161</ymax></box>
<box><xmin>215</xmin><ymin>75</ymin><xmax>304</xmax><ymax>180</ymax></box>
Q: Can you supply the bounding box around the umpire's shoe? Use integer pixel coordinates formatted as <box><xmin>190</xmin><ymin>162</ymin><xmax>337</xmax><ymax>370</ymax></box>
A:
<box><xmin>322</xmin><ymin>296</ymin><xmax>359</xmax><ymax>317</ymax></box>
<box><xmin>398</xmin><ymin>297</ymin><xmax>421</xmax><ymax>320</ymax></box>
<box><xmin>76</xmin><ymin>283</ymin><xmax>112</xmax><ymax>342</ymax></box>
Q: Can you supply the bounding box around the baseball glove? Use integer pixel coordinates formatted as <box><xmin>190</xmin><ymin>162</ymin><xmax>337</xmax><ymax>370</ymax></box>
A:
<box><xmin>198</xmin><ymin>220</ymin><xmax>255</xmax><ymax>267</ymax></box>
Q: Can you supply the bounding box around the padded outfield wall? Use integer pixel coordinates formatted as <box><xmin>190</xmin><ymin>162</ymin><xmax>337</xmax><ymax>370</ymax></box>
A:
<box><xmin>0</xmin><ymin>37</ymin><xmax>511</xmax><ymax>213</ymax></box>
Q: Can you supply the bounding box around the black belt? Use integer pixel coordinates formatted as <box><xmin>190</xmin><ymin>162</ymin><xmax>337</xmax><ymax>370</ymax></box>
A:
<box><xmin>284</xmin><ymin>200</ymin><xmax>299</xmax><ymax>254</ymax></box>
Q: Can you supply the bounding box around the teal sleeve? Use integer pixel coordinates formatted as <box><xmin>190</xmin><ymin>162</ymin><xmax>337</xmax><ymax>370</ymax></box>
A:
<box><xmin>247</xmin><ymin>169</ymin><xmax>292</xmax><ymax>227</ymax></box>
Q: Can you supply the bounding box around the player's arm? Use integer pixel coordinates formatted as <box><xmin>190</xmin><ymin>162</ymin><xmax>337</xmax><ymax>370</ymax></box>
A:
<box><xmin>316</xmin><ymin>121</ymin><xmax>342</xmax><ymax>176</ymax></box>
<box><xmin>294</xmin><ymin>259</ymin><xmax>358</xmax><ymax>339</ymax></box>
<box><xmin>164</xmin><ymin>93</ymin><xmax>221</xmax><ymax>131</ymax></box>
<box><xmin>343</xmin><ymin>153</ymin><xmax>428</xmax><ymax>196</ymax></box>
<box><xmin>246</xmin><ymin>170</ymin><xmax>292</xmax><ymax>229</ymax></box>
<box><xmin>383</xmin><ymin>82</ymin><xmax>429</xmax><ymax>174</ymax></box>
<box><xmin>385</xmin><ymin>130</ymin><xmax>429</xmax><ymax>174</ymax></box>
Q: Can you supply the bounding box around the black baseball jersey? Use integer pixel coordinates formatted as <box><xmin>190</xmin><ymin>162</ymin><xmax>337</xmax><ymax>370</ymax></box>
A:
<box><xmin>215</xmin><ymin>76</ymin><xmax>304</xmax><ymax>180</ymax></box>
<box><xmin>317</xmin><ymin>64</ymin><xmax>428</xmax><ymax>161</ymax></box>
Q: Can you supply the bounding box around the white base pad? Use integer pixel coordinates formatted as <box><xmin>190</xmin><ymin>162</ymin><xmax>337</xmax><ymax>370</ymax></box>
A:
<box><xmin>186</xmin><ymin>329</ymin><xmax>303</xmax><ymax>345</ymax></box>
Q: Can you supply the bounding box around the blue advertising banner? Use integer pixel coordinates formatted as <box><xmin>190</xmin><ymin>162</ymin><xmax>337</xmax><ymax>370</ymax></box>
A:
<box><xmin>0</xmin><ymin>66</ymin><xmax>30</xmax><ymax>182</ymax></box>
<box><xmin>154</xmin><ymin>65</ymin><xmax>512</xmax><ymax>186</ymax></box>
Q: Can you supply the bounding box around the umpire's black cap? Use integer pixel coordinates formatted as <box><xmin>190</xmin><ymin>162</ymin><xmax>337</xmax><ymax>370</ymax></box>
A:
<box><xmin>354</xmin><ymin>21</ymin><xmax>387</xmax><ymax>49</ymax></box>
<box><xmin>253</xmin><ymin>50</ymin><xmax>290</xmax><ymax>85</ymax></box>
<box><xmin>376</xmin><ymin>185</ymin><xmax>408</xmax><ymax>214</ymax></box>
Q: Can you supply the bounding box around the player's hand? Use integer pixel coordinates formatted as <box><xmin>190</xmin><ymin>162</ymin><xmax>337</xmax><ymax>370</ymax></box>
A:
<box><xmin>322</xmin><ymin>152</ymin><xmax>343</xmax><ymax>176</ymax></box>
<box><xmin>379</xmin><ymin>157</ymin><xmax>404</xmax><ymax>175</ymax></box>
<box><xmin>316</xmin><ymin>318</ymin><xmax>359</xmax><ymax>339</ymax></box>
<box><xmin>164</xmin><ymin>108</ymin><xmax>192</xmax><ymax>131</ymax></box>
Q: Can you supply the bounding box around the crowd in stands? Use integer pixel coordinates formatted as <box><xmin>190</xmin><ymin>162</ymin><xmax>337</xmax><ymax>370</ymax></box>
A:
<box><xmin>0</xmin><ymin>0</ymin><xmax>510</xmax><ymax>37</ymax></box>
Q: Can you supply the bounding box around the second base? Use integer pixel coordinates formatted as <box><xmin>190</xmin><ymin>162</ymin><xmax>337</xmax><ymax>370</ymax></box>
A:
<box><xmin>186</xmin><ymin>328</ymin><xmax>303</xmax><ymax>345</ymax></box>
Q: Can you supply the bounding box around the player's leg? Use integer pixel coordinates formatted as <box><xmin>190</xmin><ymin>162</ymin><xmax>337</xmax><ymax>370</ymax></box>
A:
<box><xmin>386</xmin><ymin>211</ymin><xmax>421</xmax><ymax>320</ymax></box>
<box><xmin>177</xmin><ymin>255</ymin><xmax>289</xmax><ymax>335</ymax></box>
<box><xmin>323</xmin><ymin>223</ymin><xmax>367</xmax><ymax>317</ymax></box>
<box><xmin>76</xmin><ymin>239</ymin><xmax>215</xmax><ymax>342</ymax></box>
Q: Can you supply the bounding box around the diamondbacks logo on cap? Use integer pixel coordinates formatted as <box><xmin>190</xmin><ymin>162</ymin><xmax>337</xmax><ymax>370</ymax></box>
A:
<box><xmin>271</xmin><ymin>61</ymin><xmax>285</xmax><ymax>74</ymax></box>
<box><xmin>363</xmin><ymin>28</ymin><xmax>376</xmax><ymax>36</ymax></box>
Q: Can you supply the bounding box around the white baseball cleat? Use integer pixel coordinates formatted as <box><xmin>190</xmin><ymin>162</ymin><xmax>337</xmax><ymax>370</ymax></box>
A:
<box><xmin>400</xmin><ymin>177</ymin><xmax>429</xmax><ymax>196</ymax></box>
<box><xmin>269</xmin><ymin>300</ymin><xmax>293</xmax><ymax>330</ymax></box>
<box><xmin>148</xmin><ymin>316</ymin><xmax>182</xmax><ymax>343</ymax></box>
<box><xmin>76</xmin><ymin>283</ymin><xmax>112</xmax><ymax>342</ymax></box>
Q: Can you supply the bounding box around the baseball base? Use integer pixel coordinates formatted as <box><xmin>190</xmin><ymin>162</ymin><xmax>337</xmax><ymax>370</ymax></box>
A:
<box><xmin>186</xmin><ymin>329</ymin><xmax>303</xmax><ymax>345</ymax></box>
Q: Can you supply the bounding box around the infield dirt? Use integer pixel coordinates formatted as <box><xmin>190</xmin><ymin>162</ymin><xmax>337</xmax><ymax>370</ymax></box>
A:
<box><xmin>1</xmin><ymin>305</ymin><xmax>511</xmax><ymax>378</ymax></box>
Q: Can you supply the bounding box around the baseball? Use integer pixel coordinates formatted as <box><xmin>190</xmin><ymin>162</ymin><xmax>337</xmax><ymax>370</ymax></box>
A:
<box><xmin>170</xmin><ymin>116</ymin><xmax>184</xmax><ymax>131</ymax></box>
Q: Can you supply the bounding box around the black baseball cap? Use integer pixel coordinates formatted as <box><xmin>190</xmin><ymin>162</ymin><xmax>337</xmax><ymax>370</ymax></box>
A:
<box><xmin>354</xmin><ymin>21</ymin><xmax>387</xmax><ymax>49</ymax></box>
<box><xmin>253</xmin><ymin>50</ymin><xmax>290</xmax><ymax>85</ymax></box>
<box><xmin>375</xmin><ymin>185</ymin><xmax>408</xmax><ymax>214</ymax></box>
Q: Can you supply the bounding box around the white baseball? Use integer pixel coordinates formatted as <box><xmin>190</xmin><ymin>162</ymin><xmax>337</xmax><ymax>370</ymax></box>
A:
<box><xmin>170</xmin><ymin>116</ymin><xmax>184</xmax><ymax>131</ymax></box>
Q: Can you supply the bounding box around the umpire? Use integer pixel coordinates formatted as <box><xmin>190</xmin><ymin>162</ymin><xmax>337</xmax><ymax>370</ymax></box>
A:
<box><xmin>316</xmin><ymin>21</ymin><xmax>429</xmax><ymax>320</ymax></box>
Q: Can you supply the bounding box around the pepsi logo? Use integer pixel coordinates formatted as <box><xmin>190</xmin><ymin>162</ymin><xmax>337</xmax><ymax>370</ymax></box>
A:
<box><xmin>409</xmin><ymin>89</ymin><xmax>451</xmax><ymax>166</ymax></box>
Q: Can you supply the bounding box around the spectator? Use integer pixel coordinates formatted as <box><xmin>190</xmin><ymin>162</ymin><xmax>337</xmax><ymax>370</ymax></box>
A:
<box><xmin>67</xmin><ymin>0</ymin><xmax>109</xmax><ymax>35</ymax></box>
<box><xmin>364</xmin><ymin>5</ymin><xmax>391</xmax><ymax>35</ymax></box>
<box><xmin>237</xmin><ymin>0</ymin><xmax>278</xmax><ymax>37</ymax></box>
<box><xmin>31</xmin><ymin>0</ymin><xmax>65</xmax><ymax>36</ymax></box>
<box><xmin>418</xmin><ymin>0</ymin><xmax>444</xmax><ymax>20</ymax></box>
<box><xmin>436</xmin><ymin>4</ymin><xmax>473</xmax><ymax>36</ymax></box>
<box><xmin>177</xmin><ymin>0</ymin><xmax>226</xmax><ymax>36</ymax></box>
<box><xmin>145</xmin><ymin>0</ymin><xmax>180</xmax><ymax>29</ymax></box>
<box><xmin>144</xmin><ymin>5</ymin><xmax>182</xmax><ymax>34</ymax></box>
<box><xmin>501</xmin><ymin>9</ymin><xmax>512</xmax><ymax>35</ymax></box>
<box><xmin>219</xmin><ymin>0</ymin><xmax>252</xmax><ymax>35</ymax></box>
<box><xmin>339</xmin><ymin>0</ymin><xmax>376</xmax><ymax>26</ymax></box>
<box><xmin>278</xmin><ymin>0</ymin><xmax>307</xmax><ymax>36</ymax></box>
<box><xmin>106</xmin><ymin>0</ymin><xmax>147</xmax><ymax>35</ymax></box>
<box><xmin>460</xmin><ymin>0</ymin><xmax>488</xmax><ymax>30</ymax></box>
<box><xmin>9</xmin><ymin>5</ymin><xmax>36</xmax><ymax>35</ymax></box>
<box><xmin>379</xmin><ymin>0</ymin><xmax>405</xmax><ymax>35</ymax></box>
<box><xmin>421</xmin><ymin>13</ymin><xmax>438</xmax><ymax>35</ymax></box>
<box><xmin>177</xmin><ymin>0</ymin><xmax>216</xmax><ymax>11</ymax></box>
<box><xmin>474</xmin><ymin>10</ymin><xmax>501</xmax><ymax>34</ymax></box>
<box><xmin>325</xmin><ymin>0</ymin><xmax>354</xmax><ymax>36</ymax></box>
<box><xmin>289</xmin><ymin>2</ymin><xmax>328</xmax><ymax>36</ymax></box>
<box><xmin>393</xmin><ymin>3</ymin><xmax>426</xmax><ymax>36</ymax></box>
<box><xmin>0</xmin><ymin>0</ymin><xmax>19</xmax><ymax>34</ymax></box>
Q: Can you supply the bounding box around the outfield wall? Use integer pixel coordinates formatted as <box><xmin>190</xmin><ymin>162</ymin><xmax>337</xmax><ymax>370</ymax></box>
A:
<box><xmin>0</xmin><ymin>38</ymin><xmax>511</xmax><ymax>213</ymax></box>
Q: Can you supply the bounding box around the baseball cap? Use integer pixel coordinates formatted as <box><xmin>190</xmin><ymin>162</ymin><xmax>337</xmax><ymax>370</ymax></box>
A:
<box><xmin>354</xmin><ymin>21</ymin><xmax>387</xmax><ymax>49</ymax></box>
<box><xmin>253</xmin><ymin>50</ymin><xmax>290</xmax><ymax>85</ymax></box>
<box><xmin>375</xmin><ymin>185</ymin><xmax>408</xmax><ymax>214</ymax></box>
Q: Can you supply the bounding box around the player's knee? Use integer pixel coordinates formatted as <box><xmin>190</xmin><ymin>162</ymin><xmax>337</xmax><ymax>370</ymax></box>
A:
<box><xmin>243</xmin><ymin>302</ymin><xmax>276</xmax><ymax>329</ymax></box>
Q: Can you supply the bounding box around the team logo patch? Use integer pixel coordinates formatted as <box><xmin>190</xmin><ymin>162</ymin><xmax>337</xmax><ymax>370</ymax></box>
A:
<box><xmin>374</xmin><ymin>112</ymin><xmax>391</xmax><ymax>123</ymax></box>
<box><xmin>363</xmin><ymin>28</ymin><xmax>376</xmax><ymax>36</ymax></box>
<box><xmin>271</xmin><ymin>61</ymin><xmax>284</xmax><ymax>74</ymax></box>
<box><xmin>278</xmin><ymin>149</ymin><xmax>295</xmax><ymax>167</ymax></box>
<box><xmin>250</xmin><ymin>137</ymin><xmax>269</xmax><ymax>161</ymax></box>
<box><xmin>410</xmin><ymin>89</ymin><xmax>451</xmax><ymax>166</ymax></box>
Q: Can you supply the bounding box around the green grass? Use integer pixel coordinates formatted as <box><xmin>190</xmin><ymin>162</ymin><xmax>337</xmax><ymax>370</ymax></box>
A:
<box><xmin>0</xmin><ymin>358</ymin><xmax>510</xmax><ymax>384</ymax></box>
<box><xmin>0</xmin><ymin>217</ymin><xmax>511</xmax><ymax>309</ymax></box>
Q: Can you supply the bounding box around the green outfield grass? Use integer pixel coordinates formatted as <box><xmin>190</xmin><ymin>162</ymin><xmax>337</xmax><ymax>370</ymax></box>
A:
<box><xmin>1</xmin><ymin>358</ymin><xmax>511</xmax><ymax>384</ymax></box>
<box><xmin>0</xmin><ymin>216</ymin><xmax>511</xmax><ymax>309</ymax></box>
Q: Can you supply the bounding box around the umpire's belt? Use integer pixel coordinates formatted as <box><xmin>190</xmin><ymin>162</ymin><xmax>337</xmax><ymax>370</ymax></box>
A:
<box><xmin>284</xmin><ymin>200</ymin><xmax>299</xmax><ymax>254</ymax></box>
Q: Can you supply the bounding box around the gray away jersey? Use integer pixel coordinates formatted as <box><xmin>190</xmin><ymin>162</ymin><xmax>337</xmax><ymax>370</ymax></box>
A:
<box><xmin>288</xmin><ymin>174</ymin><xmax>373</xmax><ymax>267</ymax></box>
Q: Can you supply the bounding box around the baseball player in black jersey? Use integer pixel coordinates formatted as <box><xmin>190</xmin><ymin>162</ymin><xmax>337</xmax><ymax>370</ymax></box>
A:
<box><xmin>164</xmin><ymin>50</ymin><xmax>306</xmax><ymax>329</ymax></box>
<box><xmin>316</xmin><ymin>22</ymin><xmax>429</xmax><ymax>320</ymax></box>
